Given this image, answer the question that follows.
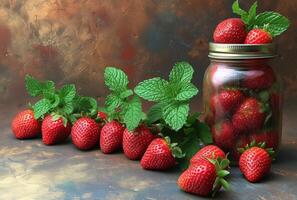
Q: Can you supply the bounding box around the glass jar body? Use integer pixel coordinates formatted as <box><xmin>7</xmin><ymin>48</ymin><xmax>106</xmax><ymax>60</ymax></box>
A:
<box><xmin>203</xmin><ymin>59</ymin><xmax>282</xmax><ymax>162</ymax></box>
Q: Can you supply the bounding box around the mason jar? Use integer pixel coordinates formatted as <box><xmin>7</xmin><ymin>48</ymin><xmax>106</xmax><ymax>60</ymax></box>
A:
<box><xmin>203</xmin><ymin>43</ymin><xmax>282</xmax><ymax>162</ymax></box>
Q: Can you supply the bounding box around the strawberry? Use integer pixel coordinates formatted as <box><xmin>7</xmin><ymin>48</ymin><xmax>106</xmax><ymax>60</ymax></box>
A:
<box><xmin>100</xmin><ymin>120</ymin><xmax>124</xmax><ymax>154</ymax></box>
<box><xmin>212</xmin><ymin>121</ymin><xmax>237</xmax><ymax>149</ymax></box>
<box><xmin>209</xmin><ymin>64</ymin><xmax>243</xmax><ymax>89</ymax></box>
<box><xmin>97</xmin><ymin>111</ymin><xmax>107</xmax><ymax>121</ymax></box>
<box><xmin>123</xmin><ymin>125</ymin><xmax>155</xmax><ymax>160</ymax></box>
<box><xmin>41</xmin><ymin>115</ymin><xmax>71</xmax><ymax>145</ymax></box>
<box><xmin>242</xmin><ymin>65</ymin><xmax>275</xmax><ymax>90</ymax></box>
<box><xmin>248</xmin><ymin>131</ymin><xmax>279</xmax><ymax>150</ymax></box>
<box><xmin>232</xmin><ymin>98</ymin><xmax>265</xmax><ymax>133</ymax></box>
<box><xmin>71</xmin><ymin>117</ymin><xmax>100</xmax><ymax>150</ymax></box>
<box><xmin>190</xmin><ymin>145</ymin><xmax>225</xmax><ymax>166</ymax></box>
<box><xmin>140</xmin><ymin>138</ymin><xmax>177</xmax><ymax>170</ymax></box>
<box><xmin>213</xmin><ymin>18</ymin><xmax>246</xmax><ymax>43</ymax></box>
<box><xmin>11</xmin><ymin>109</ymin><xmax>41</xmax><ymax>139</ymax></box>
<box><xmin>239</xmin><ymin>145</ymin><xmax>273</xmax><ymax>182</ymax></box>
<box><xmin>178</xmin><ymin>157</ymin><xmax>230</xmax><ymax>196</ymax></box>
<box><xmin>244</xmin><ymin>29</ymin><xmax>272</xmax><ymax>44</ymax></box>
<box><xmin>210</xmin><ymin>89</ymin><xmax>244</xmax><ymax>118</ymax></box>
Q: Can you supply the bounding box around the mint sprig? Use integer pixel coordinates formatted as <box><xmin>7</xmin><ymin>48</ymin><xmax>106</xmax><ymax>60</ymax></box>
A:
<box><xmin>232</xmin><ymin>0</ymin><xmax>290</xmax><ymax>36</ymax></box>
<box><xmin>135</xmin><ymin>62</ymin><xmax>198</xmax><ymax>131</ymax></box>
<box><xmin>103</xmin><ymin>67</ymin><xmax>144</xmax><ymax>131</ymax></box>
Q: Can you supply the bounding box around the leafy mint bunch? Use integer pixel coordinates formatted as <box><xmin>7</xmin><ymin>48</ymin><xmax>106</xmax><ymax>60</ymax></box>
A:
<box><xmin>104</xmin><ymin>67</ymin><xmax>144</xmax><ymax>131</ymax></box>
<box><xmin>232</xmin><ymin>0</ymin><xmax>290</xmax><ymax>36</ymax></box>
<box><xmin>25</xmin><ymin>75</ymin><xmax>97</xmax><ymax>126</ymax></box>
<box><xmin>134</xmin><ymin>62</ymin><xmax>198</xmax><ymax>131</ymax></box>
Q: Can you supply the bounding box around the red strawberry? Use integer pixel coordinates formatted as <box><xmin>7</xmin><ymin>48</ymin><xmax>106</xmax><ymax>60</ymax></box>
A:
<box><xmin>71</xmin><ymin>117</ymin><xmax>100</xmax><ymax>150</ymax></box>
<box><xmin>140</xmin><ymin>138</ymin><xmax>176</xmax><ymax>170</ymax></box>
<box><xmin>249</xmin><ymin>131</ymin><xmax>279</xmax><ymax>150</ymax></box>
<box><xmin>213</xmin><ymin>18</ymin><xmax>246</xmax><ymax>43</ymax></box>
<box><xmin>242</xmin><ymin>65</ymin><xmax>275</xmax><ymax>90</ymax></box>
<box><xmin>210</xmin><ymin>89</ymin><xmax>244</xmax><ymax>118</ymax></box>
<box><xmin>100</xmin><ymin>120</ymin><xmax>124</xmax><ymax>154</ymax></box>
<box><xmin>212</xmin><ymin>121</ymin><xmax>237</xmax><ymax>149</ymax></box>
<box><xmin>178</xmin><ymin>157</ymin><xmax>230</xmax><ymax>196</ymax></box>
<box><xmin>97</xmin><ymin>111</ymin><xmax>107</xmax><ymax>121</ymax></box>
<box><xmin>209</xmin><ymin>64</ymin><xmax>243</xmax><ymax>89</ymax></box>
<box><xmin>190</xmin><ymin>145</ymin><xmax>225</xmax><ymax>166</ymax></box>
<box><xmin>42</xmin><ymin>115</ymin><xmax>71</xmax><ymax>145</ymax></box>
<box><xmin>244</xmin><ymin>29</ymin><xmax>272</xmax><ymax>44</ymax></box>
<box><xmin>11</xmin><ymin>109</ymin><xmax>41</xmax><ymax>139</ymax></box>
<box><xmin>239</xmin><ymin>146</ymin><xmax>272</xmax><ymax>182</ymax></box>
<box><xmin>232</xmin><ymin>98</ymin><xmax>265</xmax><ymax>133</ymax></box>
<box><xmin>123</xmin><ymin>125</ymin><xmax>155</xmax><ymax>160</ymax></box>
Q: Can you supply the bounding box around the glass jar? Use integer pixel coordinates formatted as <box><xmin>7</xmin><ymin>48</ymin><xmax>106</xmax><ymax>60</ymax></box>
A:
<box><xmin>203</xmin><ymin>43</ymin><xmax>282</xmax><ymax>162</ymax></box>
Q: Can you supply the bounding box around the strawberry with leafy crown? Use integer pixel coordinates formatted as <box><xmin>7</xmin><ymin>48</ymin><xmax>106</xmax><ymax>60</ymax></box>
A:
<box><xmin>213</xmin><ymin>18</ymin><xmax>246</xmax><ymax>43</ymax></box>
<box><xmin>178</xmin><ymin>156</ymin><xmax>230</xmax><ymax>196</ymax></box>
<box><xmin>232</xmin><ymin>0</ymin><xmax>290</xmax><ymax>44</ymax></box>
<box><xmin>100</xmin><ymin>120</ymin><xmax>124</xmax><ymax>154</ymax></box>
<box><xmin>232</xmin><ymin>98</ymin><xmax>265</xmax><ymax>133</ymax></box>
<box><xmin>210</xmin><ymin>88</ymin><xmax>244</xmax><ymax>118</ymax></box>
<box><xmin>190</xmin><ymin>145</ymin><xmax>225</xmax><ymax>166</ymax></box>
<box><xmin>239</xmin><ymin>141</ymin><xmax>274</xmax><ymax>182</ymax></box>
<box><xmin>71</xmin><ymin>117</ymin><xmax>100</xmax><ymax>150</ymax></box>
<box><xmin>212</xmin><ymin>121</ymin><xmax>237</xmax><ymax>150</ymax></box>
<box><xmin>231</xmin><ymin>134</ymin><xmax>250</xmax><ymax>161</ymax></box>
<box><xmin>11</xmin><ymin>109</ymin><xmax>41</xmax><ymax>139</ymax></box>
<box><xmin>123</xmin><ymin>125</ymin><xmax>155</xmax><ymax>160</ymax></box>
<box><xmin>244</xmin><ymin>29</ymin><xmax>272</xmax><ymax>44</ymax></box>
<box><xmin>42</xmin><ymin>115</ymin><xmax>71</xmax><ymax>145</ymax></box>
<box><xmin>242</xmin><ymin>65</ymin><xmax>276</xmax><ymax>90</ymax></box>
<box><xmin>141</xmin><ymin>137</ymin><xmax>184</xmax><ymax>170</ymax></box>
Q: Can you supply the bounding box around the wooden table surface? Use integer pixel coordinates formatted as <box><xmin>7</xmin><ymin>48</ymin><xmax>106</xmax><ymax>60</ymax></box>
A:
<box><xmin>1</xmin><ymin>108</ymin><xmax>297</xmax><ymax>200</ymax></box>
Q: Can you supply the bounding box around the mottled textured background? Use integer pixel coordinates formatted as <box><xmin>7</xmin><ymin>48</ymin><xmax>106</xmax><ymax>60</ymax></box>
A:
<box><xmin>0</xmin><ymin>0</ymin><xmax>296</xmax><ymax>139</ymax></box>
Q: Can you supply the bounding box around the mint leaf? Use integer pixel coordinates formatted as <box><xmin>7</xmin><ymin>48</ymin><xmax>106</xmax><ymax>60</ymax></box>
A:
<box><xmin>119</xmin><ymin>89</ymin><xmax>133</xmax><ymax>99</ymax></box>
<box><xmin>63</xmin><ymin>102</ymin><xmax>74</xmax><ymax>115</ymax></box>
<box><xmin>33</xmin><ymin>99</ymin><xmax>51</xmax><ymax>119</ymax></box>
<box><xmin>169</xmin><ymin>62</ymin><xmax>194</xmax><ymax>84</ymax></box>
<box><xmin>105</xmin><ymin>94</ymin><xmax>123</xmax><ymax>112</ymax></box>
<box><xmin>175</xmin><ymin>83</ymin><xmax>198</xmax><ymax>101</ymax></box>
<box><xmin>232</xmin><ymin>0</ymin><xmax>248</xmax><ymax>24</ymax></box>
<box><xmin>135</xmin><ymin>77</ymin><xmax>169</xmax><ymax>102</ymax></box>
<box><xmin>25</xmin><ymin>75</ymin><xmax>43</xmax><ymax>97</ymax></box>
<box><xmin>104</xmin><ymin>67</ymin><xmax>128</xmax><ymax>92</ymax></box>
<box><xmin>254</xmin><ymin>11</ymin><xmax>290</xmax><ymax>37</ymax></box>
<box><xmin>146</xmin><ymin>103</ymin><xmax>163</xmax><ymax>124</ymax></box>
<box><xmin>196</xmin><ymin>121</ymin><xmax>212</xmax><ymax>144</ymax></box>
<box><xmin>122</xmin><ymin>96</ymin><xmax>143</xmax><ymax>131</ymax></box>
<box><xmin>162</xmin><ymin>102</ymin><xmax>189</xmax><ymax>131</ymax></box>
<box><xmin>42</xmin><ymin>80</ymin><xmax>55</xmax><ymax>94</ymax></box>
<box><xmin>59</xmin><ymin>84</ymin><xmax>76</xmax><ymax>103</ymax></box>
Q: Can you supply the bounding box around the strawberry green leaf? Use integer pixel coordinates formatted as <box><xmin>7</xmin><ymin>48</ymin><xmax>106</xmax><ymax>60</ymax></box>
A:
<box><xmin>220</xmin><ymin>159</ymin><xmax>230</xmax><ymax>169</ymax></box>
<box><xmin>171</xmin><ymin>146</ymin><xmax>185</xmax><ymax>158</ymax></box>
<box><xmin>247</xmin><ymin>1</ymin><xmax>257</xmax><ymax>25</ymax></box>
<box><xmin>122</xmin><ymin>96</ymin><xmax>143</xmax><ymax>131</ymax></box>
<box><xmin>217</xmin><ymin>170</ymin><xmax>230</xmax><ymax>178</ymax></box>
<box><xmin>25</xmin><ymin>75</ymin><xmax>43</xmax><ymax>97</ymax></box>
<box><xmin>219</xmin><ymin>178</ymin><xmax>230</xmax><ymax>190</ymax></box>
<box><xmin>33</xmin><ymin>98</ymin><xmax>51</xmax><ymax>119</ymax></box>
<box><xmin>134</xmin><ymin>77</ymin><xmax>169</xmax><ymax>102</ymax></box>
<box><xmin>146</xmin><ymin>103</ymin><xmax>163</xmax><ymax>124</ymax></box>
<box><xmin>253</xmin><ymin>11</ymin><xmax>290</xmax><ymax>37</ymax></box>
<box><xmin>162</xmin><ymin>102</ymin><xmax>189</xmax><ymax>131</ymax></box>
<box><xmin>169</xmin><ymin>62</ymin><xmax>194</xmax><ymax>84</ymax></box>
<box><xmin>59</xmin><ymin>84</ymin><xmax>76</xmax><ymax>103</ymax></box>
<box><xmin>186</xmin><ymin>112</ymin><xmax>201</xmax><ymax>127</ymax></box>
<box><xmin>175</xmin><ymin>83</ymin><xmax>198</xmax><ymax>101</ymax></box>
<box><xmin>104</xmin><ymin>67</ymin><xmax>129</xmax><ymax>92</ymax></box>
<box><xmin>232</xmin><ymin>0</ymin><xmax>248</xmax><ymax>23</ymax></box>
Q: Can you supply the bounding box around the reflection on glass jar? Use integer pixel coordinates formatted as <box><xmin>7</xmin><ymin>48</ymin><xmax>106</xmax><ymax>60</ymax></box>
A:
<box><xmin>203</xmin><ymin>43</ymin><xmax>282</xmax><ymax>163</ymax></box>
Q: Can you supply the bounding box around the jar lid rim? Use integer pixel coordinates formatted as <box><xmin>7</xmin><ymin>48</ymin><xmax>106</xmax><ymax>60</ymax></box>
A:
<box><xmin>209</xmin><ymin>42</ymin><xmax>277</xmax><ymax>59</ymax></box>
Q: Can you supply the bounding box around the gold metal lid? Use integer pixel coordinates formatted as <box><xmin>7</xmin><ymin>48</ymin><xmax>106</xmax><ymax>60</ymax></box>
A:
<box><xmin>208</xmin><ymin>42</ymin><xmax>277</xmax><ymax>59</ymax></box>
